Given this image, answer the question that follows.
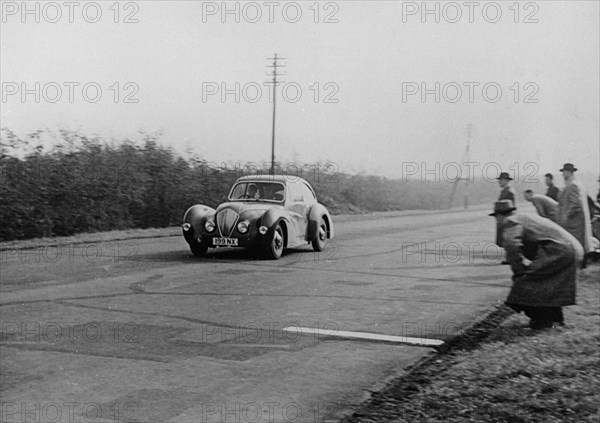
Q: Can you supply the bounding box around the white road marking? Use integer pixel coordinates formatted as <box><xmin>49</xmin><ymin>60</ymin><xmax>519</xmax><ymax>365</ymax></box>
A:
<box><xmin>283</xmin><ymin>326</ymin><xmax>445</xmax><ymax>347</ymax></box>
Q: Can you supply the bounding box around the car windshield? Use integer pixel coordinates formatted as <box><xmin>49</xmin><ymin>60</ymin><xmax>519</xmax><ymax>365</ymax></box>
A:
<box><xmin>229</xmin><ymin>182</ymin><xmax>285</xmax><ymax>203</ymax></box>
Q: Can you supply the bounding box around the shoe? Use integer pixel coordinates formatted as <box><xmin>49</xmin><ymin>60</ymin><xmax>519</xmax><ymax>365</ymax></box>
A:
<box><xmin>501</xmin><ymin>260</ymin><xmax>510</xmax><ymax>265</ymax></box>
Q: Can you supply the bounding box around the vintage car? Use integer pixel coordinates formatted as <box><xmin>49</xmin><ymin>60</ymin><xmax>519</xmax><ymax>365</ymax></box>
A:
<box><xmin>182</xmin><ymin>175</ymin><xmax>334</xmax><ymax>259</ymax></box>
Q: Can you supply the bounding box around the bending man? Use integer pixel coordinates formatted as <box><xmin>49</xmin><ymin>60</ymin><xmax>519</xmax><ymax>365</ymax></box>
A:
<box><xmin>490</xmin><ymin>200</ymin><xmax>584</xmax><ymax>330</ymax></box>
<box><xmin>523</xmin><ymin>190</ymin><xmax>558</xmax><ymax>222</ymax></box>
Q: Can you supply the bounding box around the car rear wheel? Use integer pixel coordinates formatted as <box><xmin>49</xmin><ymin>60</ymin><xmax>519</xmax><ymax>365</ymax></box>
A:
<box><xmin>190</xmin><ymin>243</ymin><xmax>208</xmax><ymax>257</ymax></box>
<box><xmin>265</xmin><ymin>223</ymin><xmax>284</xmax><ymax>259</ymax></box>
<box><xmin>312</xmin><ymin>218</ymin><xmax>327</xmax><ymax>252</ymax></box>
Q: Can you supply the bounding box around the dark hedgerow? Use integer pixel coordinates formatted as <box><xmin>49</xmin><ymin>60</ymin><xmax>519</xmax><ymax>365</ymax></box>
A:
<box><xmin>0</xmin><ymin>128</ymin><xmax>540</xmax><ymax>241</ymax></box>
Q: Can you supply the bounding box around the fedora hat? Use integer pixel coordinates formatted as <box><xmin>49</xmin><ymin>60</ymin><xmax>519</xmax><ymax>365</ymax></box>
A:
<box><xmin>489</xmin><ymin>200</ymin><xmax>516</xmax><ymax>216</ymax></box>
<box><xmin>559</xmin><ymin>163</ymin><xmax>577</xmax><ymax>172</ymax></box>
<box><xmin>496</xmin><ymin>172</ymin><xmax>513</xmax><ymax>181</ymax></box>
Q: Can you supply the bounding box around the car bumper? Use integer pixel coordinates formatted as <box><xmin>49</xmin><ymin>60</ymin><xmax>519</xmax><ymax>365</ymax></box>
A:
<box><xmin>183</xmin><ymin>227</ymin><xmax>269</xmax><ymax>249</ymax></box>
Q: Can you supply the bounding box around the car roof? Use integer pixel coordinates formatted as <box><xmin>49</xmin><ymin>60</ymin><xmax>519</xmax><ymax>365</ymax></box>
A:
<box><xmin>235</xmin><ymin>175</ymin><xmax>311</xmax><ymax>185</ymax></box>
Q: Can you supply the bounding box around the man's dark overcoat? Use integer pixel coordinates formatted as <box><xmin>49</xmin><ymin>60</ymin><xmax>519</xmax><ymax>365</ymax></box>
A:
<box><xmin>502</xmin><ymin>213</ymin><xmax>583</xmax><ymax>307</ymax></box>
<box><xmin>546</xmin><ymin>185</ymin><xmax>560</xmax><ymax>201</ymax></box>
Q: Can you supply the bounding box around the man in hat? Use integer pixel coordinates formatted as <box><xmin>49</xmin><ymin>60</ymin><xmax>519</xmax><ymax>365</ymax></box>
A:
<box><xmin>523</xmin><ymin>190</ymin><xmax>558</xmax><ymax>222</ymax></box>
<box><xmin>497</xmin><ymin>172</ymin><xmax>516</xmax><ymax>203</ymax></box>
<box><xmin>490</xmin><ymin>200</ymin><xmax>584</xmax><ymax>329</ymax></box>
<box><xmin>544</xmin><ymin>173</ymin><xmax>560</xmax><ymax>201</ymax></box>
<box><xmin>495</xmin><ymin>172</ymin><xmax>516</xmax><ymax>259</ymax></box>
<box><xmin>557</xmin><ymin>163</ymin><xmax>592</xmax><ymax>267</ymax></box>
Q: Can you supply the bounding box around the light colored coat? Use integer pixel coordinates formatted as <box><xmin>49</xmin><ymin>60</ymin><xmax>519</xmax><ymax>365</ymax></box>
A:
<box><xmin>530</xmin><ymin>194</ymin><xmax>558</xmax><ymax>222</ymax></box>
<box><xmin>557</xmin><ymin>179</ymin><xmax>593</xmax><ymax>252</ymax></box>
<box><xmin>502</xmin><ymin>214</ymin><xmax>583</xmax><ymax>307</ymax></box>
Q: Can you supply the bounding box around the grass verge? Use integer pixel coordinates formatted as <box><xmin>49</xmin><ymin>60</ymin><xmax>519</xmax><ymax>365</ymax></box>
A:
<box><xmin>343</xmin><ymin>263</ymin><xmax>600</xmax><ymax>423</ymax></box>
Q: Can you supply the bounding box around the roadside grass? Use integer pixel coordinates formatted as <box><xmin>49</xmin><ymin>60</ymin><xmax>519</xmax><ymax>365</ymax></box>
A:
<box><xmin>346</xmin><ymin>263</ymin><xmax>600</xmax><ymax>423</ymax></box>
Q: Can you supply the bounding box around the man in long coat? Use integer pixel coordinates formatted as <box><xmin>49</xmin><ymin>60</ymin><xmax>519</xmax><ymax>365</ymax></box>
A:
<box><xmin>491</xmin><ymin>200</ymin><xmax>584</xmax><ymax>329</ymax></box>
<box><xmin>495</xmin><ymin>172</ymin><xmax>516</xmax><ymax>247</ymax></box>
<box><xmin>557</xmin><ymin>163</ymin><xmax>592</xmax><ymax>258</ymax></box>
<box><xmin>523</xmin><ymin>190</ymin><xmax>558</xmax><ymax>222</ymax></box>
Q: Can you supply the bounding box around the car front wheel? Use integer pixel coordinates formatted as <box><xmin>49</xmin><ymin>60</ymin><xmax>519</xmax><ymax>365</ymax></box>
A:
<box><xmin>312</xmin><ymin>218</ymin><xmax>327</xmax><ymax>252</ymax></box>
<box><xmin>265</xmin><ymin>223</ymin><xmax>284</xmax><ymax>259</ymax></box>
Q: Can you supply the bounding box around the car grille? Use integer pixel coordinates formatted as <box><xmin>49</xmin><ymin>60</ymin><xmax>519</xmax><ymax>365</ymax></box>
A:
<box><xmin>217</xmin><ymin>208</ymin><xmax>239</xmax><ymax>237</ymax></box>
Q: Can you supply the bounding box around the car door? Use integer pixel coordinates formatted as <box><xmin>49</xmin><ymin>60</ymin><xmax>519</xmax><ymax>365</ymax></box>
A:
<box><xmin>285</xmin><ymin>182</ymin><xmax>309</xmax><ymax>243</ymax></box>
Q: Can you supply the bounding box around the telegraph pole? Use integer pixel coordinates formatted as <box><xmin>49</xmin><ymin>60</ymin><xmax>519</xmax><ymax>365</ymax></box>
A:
<box><xmin>447</xmin><ymin>123</ymin><xmax>474</xmax><ymax>209</ymax></box>
<box><xmin>266</xmin><ymin>54</ymin><xmax>286</xmax><ymax>175</ymax></box>
<box><xmin>463</xmin><ymin>123</ymin><xmax>472</xmax><ymax>209</ymax></box>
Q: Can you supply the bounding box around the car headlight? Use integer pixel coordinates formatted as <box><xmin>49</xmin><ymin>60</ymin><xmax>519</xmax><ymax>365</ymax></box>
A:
<box><xmin>237</xmin><ymin>221</ymin><xmax>249</xmax><ymax>234</ymax></box>
<box><xmin>204</xmin><ymin>219</ymin><xmax>215</xmax><ymax>232</ymax></box>
<box><xmin>259</xmin><ymin>226</ymin><xmax>268</xmax><ymax>235</ymax></box>
<box><xmin>182</xmin><ymin>223</ymin><xmax>191</xmax><ymax>232</ymax></box>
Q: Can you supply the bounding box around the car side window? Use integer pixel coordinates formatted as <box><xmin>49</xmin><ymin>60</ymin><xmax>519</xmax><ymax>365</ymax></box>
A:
<box><xmin>300</xmin><ymin>183</ymin><xmax>317</xmax><ymax>204</ymax></box>
<box><xmin>288</xmin><ymin>183</ymin><xmax>304</xmax><ymax>203</ymax></box>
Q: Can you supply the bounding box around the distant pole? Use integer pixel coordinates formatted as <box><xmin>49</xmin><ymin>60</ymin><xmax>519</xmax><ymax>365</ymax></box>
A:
<box><xmin>447</xmin><ymin>123</ymin><xmax>474</xmax><ymax>209</ymax></box>
<box><xmin>266</xmin><ymin>54</ymin><xmax>286</xmax><ymax>175</ymax></box>
<box><xmin>271</xmin><ymin>56</ymin><xmax>277</xmax><ymax>176</ymax></box>
<box><xmin>464</xmin><ymin>123</ymin><xmax>472</xmax><ymax>209</ymax></box>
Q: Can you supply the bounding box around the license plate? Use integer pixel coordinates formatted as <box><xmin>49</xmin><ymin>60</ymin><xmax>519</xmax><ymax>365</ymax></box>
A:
<box><xmin>213</xmin><ymin>237</ymin><xmax>238</xmax><ymax>246</ymax></box>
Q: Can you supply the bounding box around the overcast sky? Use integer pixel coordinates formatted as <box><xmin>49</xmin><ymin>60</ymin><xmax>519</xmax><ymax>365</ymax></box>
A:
<box><xmin>1</xmin><ymin>0</ymin><xmax>599</xmax><ymax>181</ymax></box>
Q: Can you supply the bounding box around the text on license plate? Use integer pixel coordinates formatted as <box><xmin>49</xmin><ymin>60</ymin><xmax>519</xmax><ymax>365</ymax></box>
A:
<box><xmin>213</xmin><ymin>237</ymin><xmax>238</xmax><ymax>246</ymax></box>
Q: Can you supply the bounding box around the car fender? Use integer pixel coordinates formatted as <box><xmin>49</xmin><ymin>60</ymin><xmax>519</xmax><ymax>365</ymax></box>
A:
<box><xmin>307</xmin><ymin>204</ymin><xmax>334</xmax><ymax>240</ymax></box>
<box><xmin>183</xmin><ymin>205</ymin><xmax>216</xmax><ymax>233</ymax></box>
<box><xmin>261</xmin><ymin>207</ymin><xmax>296</xmax><ymax>247</ymax></box>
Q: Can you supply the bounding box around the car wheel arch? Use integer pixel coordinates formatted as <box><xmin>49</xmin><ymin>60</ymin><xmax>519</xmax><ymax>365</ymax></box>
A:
<box><xmin>307</xmin><ymin>204</ymin><xmax>333</xmax><ymax>240</ymax></box>
<box><xmin>276</xmin><ymin>218</ymin><xmax>289</xmax><ymax>248</ymax></box>
<box><xmin>322</xmin><ymin>214</ymin><xmax>331</xmax><ymax>238</ymax></box>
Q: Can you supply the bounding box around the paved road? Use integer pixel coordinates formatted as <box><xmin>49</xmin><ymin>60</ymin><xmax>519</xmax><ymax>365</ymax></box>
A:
<box><xmin>1</xmin><ymin>207</ymin><xmax>516</xmax><ymax>423</ymax></box>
